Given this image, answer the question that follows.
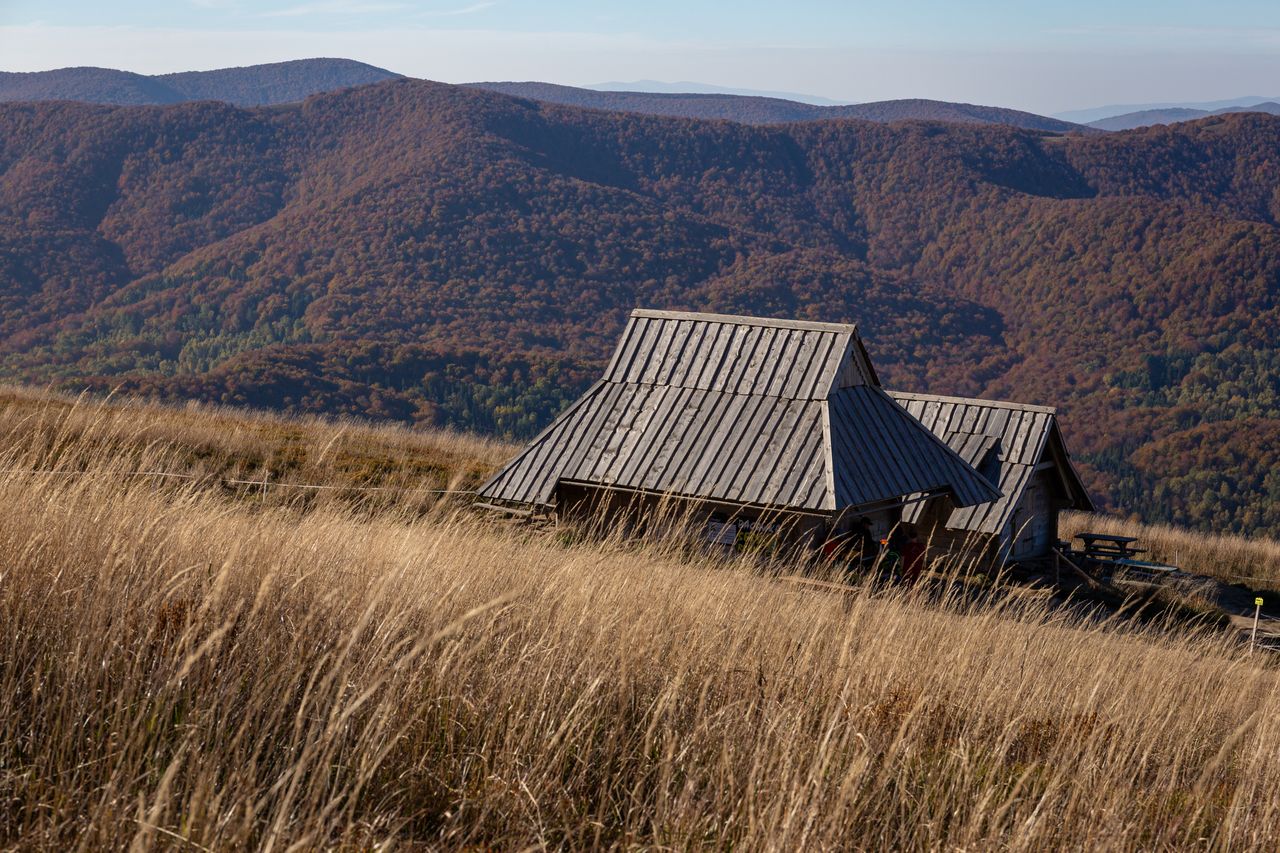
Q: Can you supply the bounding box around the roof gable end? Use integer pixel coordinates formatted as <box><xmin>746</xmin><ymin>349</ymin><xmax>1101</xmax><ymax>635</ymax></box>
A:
<box><xmin>607</xmin><ymin>309</ymin><xmax>877</xmax><ymax>398</ymax></box>
<box><xmin>888</xmin><ymin>389</ymin><xmax>1093</xmax><ymax>534</ymax></box>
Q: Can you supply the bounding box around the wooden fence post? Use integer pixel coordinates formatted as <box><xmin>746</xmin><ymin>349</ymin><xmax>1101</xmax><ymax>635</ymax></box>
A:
<box><xmin>1252</xmin><ymin>597</ymin><xmax>1263</xmax><ymax>653</ymax></box>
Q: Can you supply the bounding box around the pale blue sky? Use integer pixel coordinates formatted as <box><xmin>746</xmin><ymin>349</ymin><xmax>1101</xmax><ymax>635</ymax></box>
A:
<box><xmin>3</xmin><ymin>1</ymin><xmax>1280</xmax><ymax>113</ymax></box>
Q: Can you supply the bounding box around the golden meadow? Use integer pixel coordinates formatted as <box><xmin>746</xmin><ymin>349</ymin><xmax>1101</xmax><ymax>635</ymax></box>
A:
<box><xmin>2</xmin><ymin>387</ymin><xmax>1279</xmax><ymax>849</ymax></box>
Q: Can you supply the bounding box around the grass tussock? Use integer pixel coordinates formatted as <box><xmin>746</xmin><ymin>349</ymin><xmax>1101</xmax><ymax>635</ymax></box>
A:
<box><xmin>3</xmin><ymin>394</ymin><xmax>1280</xmax><ymax>849</ymax></box>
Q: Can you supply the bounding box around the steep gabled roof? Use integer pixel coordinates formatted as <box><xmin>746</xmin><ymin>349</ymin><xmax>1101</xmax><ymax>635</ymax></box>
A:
<box><xmin>478</xmin><ymin>310</ymin><xmax>998</xmax><ymax>513</ymax></box>
<box><xmin>890</xmin><ymin>391</ymin><xmax>1095</xmax><ymax>534</ymax></box>
<box><xmin>602</xmin><ymin>309</ymin><xmax>879</xmax><ymax>394</ymax></box>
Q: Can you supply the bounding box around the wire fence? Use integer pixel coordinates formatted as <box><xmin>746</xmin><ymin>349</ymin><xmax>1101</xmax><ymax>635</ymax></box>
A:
<box><xmin>1</xmin><ymin>468</ymin><xmax>474</xmax><ymax>496</ymax></box>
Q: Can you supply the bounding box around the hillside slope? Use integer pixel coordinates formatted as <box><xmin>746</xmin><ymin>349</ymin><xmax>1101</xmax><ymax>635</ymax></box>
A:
<box><xmin>0</xmin><ymin>67</ymin><xmax>183</xmax><ymax>105</ymax></box>
<box><xmin>0</xmin><ymin>59</ymin><xmax>399</xmax><ymax>106</ymax></box>
<box><xmin>4</xmin><ymin>389</ymin><xmax>1280</xmax><ymax>848</ymax></box>
<box><xmin>1</xmin><ymin>79</ymin><xmax>1279</xmax><ymax>534</ymax></box>
<box><xmin>469</xmin><ymin>81</ymin><xmax>1086</xmax><ymax>131</ymax></box>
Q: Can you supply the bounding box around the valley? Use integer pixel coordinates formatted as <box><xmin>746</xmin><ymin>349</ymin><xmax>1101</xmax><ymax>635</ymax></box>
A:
<box><xmin>1</xmin><ymin>80</ymin><xmax>1279</xmax><ymax>534</ymax></box>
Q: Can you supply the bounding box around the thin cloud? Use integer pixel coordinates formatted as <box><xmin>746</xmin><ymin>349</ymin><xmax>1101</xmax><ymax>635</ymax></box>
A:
<box><xmin>420</xmin><ymin>2</ymin><xmax>497</xmax><ymax>16</ymax></box>
<box><xmin>258</xmin><ymin>1</ymin><xmax>411</xmax><ymax>18</ymax></box>
<box><xmin>1044</xmin><ymin>24</ymin><xmax>1280</xmax><ymax>47</ymax></box>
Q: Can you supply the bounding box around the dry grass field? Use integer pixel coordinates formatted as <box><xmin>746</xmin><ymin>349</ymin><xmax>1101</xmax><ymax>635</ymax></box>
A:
<box><xmin>1062</xmin><ymin>511</ymin><xmax>1280</xmax><ymax>592</ymax></box>
<box><xmin>0</xmin><ymin>386</ymin><xmax>515</xmax><ymax>511</ymax></box>
<box><xmin>3</xmin><ymin>389</ymin><xmax>1280</xmax><ymax>849</ymax></box>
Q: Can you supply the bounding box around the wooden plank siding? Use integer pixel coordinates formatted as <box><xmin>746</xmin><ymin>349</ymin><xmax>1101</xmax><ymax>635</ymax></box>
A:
<box><xmin>889</xmin><ymin>391</ymin><xmax>1095</xmax><ymax>539</ymax></box>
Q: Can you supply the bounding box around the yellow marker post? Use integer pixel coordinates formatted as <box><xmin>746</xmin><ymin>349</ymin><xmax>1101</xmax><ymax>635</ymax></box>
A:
<box><xmin>1252</xmin><ymin>597</ymin><xmax>1264</xmax><ymax>653</ymax></box>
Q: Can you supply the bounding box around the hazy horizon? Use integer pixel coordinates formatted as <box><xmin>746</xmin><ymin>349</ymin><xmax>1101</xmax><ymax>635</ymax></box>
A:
<box><xmin>3</xmin><ymin>1</ymin><xmax>1280</xmax><ymax>115</ymax></box>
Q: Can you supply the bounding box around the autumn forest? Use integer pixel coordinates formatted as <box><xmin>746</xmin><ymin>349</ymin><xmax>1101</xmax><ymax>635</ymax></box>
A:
<box><xmin>2</xmin><ymin>78</ymin><xmax>1280</xmax><ymax>534</ymax></box>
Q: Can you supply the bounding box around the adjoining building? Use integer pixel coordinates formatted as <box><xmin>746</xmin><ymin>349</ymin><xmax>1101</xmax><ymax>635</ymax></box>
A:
<box><xmin>889</xmin><ymin>392</ymin><xmax>1095</xmax><ymax>562</ymax></box>
<box><xmin>477</xmin><ymin>309</ymin><xmax>1000</xmax><ymax>553</ymax></box>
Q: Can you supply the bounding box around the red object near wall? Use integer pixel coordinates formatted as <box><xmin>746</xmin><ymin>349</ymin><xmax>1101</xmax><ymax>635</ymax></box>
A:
<box><xmin>901</xmin><ymin>540</ymin><xmax>926</xmax><ymax>584</ymax></box>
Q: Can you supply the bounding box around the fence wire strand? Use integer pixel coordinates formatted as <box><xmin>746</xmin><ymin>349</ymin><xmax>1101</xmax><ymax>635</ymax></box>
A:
<box><xmin>1</xmin><ymin>468</ymin><xmax>472</xmax><ymax>496</ymax></box>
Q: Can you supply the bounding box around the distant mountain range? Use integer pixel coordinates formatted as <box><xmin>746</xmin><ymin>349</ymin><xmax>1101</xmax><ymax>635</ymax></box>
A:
<box><xmin>2</xmin><ymin>77</ymin><xmax>1280</xmax><ymax>536</ymax></box>
<box><xmin>0</xmin><ymin>60</ymin><xmax>1084</xmax><ymax>131</ymax></box>
<box><xmin>1088</xmin><ymin>102</ymin><xmax>1280</xmax><ymax>132</ymax></box>
<box><xmin>8</xmin><ymin>59</ymin><xmax>1280</xmax><ymax>137</ymax></box>
<box><xmin>587</xmin><ymin>80</ymin><xmax>845</xmax><ymax>105</ymax></box>
<box><xmin>1056</xmin><ymin>96</ymin><xmax>1280</xmax><ymax>125</ymax></box>
<box><xmin>466</xmin><ymin>82</ymin><xmax>1087</xmax><ymax>131</ymax></box>
<box><xmin>0</xmin><ymin>58</ymin><xmax>399</xmax><ymax>106</ymax></box>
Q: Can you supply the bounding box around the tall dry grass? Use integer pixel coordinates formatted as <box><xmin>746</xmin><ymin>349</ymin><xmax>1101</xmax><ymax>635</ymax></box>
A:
<box><xmin>1063</xmin><ymin>511</ymin><xmax>1280</xmax><ymax>591</ymax></box>
<box><xmin>3</xmin><ymin>396</ymin><xmax>1280</xmax><ymax>849</ymax></box>
<box><xmin>0</xmin><ymin>385</ymin><xmax>515</xmax><ymax>512</ymax></box>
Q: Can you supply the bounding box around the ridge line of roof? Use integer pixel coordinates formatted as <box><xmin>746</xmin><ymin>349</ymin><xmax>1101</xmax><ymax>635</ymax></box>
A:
<box><xmin>597</xmin><ymin>377</ymin><xmax>832</xmax><ymax>401</ymax></box>
<box><xmin>887</xmin><ymin>389</ymin><xmax>1058</xmax><ymax>415</ymax></box>
<box><xmin>631</xmin><ymin>308</ymin><xmax>860</xmax><ymax>335</ymax></box>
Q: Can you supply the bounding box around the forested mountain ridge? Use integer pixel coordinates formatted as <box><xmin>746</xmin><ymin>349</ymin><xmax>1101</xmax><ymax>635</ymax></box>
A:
<box><xmin>469</xmin><ymin>81</ymin><xmax>1087</xmax><ymax>131</ymax></box>
<box><xmin>0</xmin><ymin>61</ymin><xmax>1085</xmax><ymax>130</ymax></box>
<box><xmin>0</xmin><ymin>59</ymin><xmax>399</xmax><ymax>106</ymax></box>
<box><xmin>1</xmin><ymin>77</ymin><xmax>1279</xmax><ymax>534</ymax></box>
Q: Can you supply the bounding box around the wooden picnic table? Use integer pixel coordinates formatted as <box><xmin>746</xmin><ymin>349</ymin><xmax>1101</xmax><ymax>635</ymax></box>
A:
<box><xmin>1075</xmin><ymin>533</ymin><xmax>1147</xmax><ymax>558</ymax></box>
<box><xmin>1077</xmin><ymin>533</ymin><xmax>1138</xmax><ymax>545</ymax></box>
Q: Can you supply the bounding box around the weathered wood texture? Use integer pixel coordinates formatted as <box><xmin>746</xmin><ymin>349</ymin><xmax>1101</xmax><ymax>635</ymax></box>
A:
<box><xmin>479</xmin><ymin>310</ymin><xmax>999</xmax><ymax>514</ymax></box>
<box><xmin>890</xmin><ymin>391</ymin><xmax>1094</xmax><ymax>537</ymax></box>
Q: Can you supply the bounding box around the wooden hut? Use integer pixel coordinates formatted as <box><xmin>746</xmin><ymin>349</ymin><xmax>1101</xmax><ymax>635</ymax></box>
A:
<box><xmin>478</xmin><ymin>310</ymin><xmax>999</xmax><ymax>551</ymax></box>
<box><xmin>889</xmin><ymin>392</ymin><xmax>1094</xmax><ymax>562</ymax></box>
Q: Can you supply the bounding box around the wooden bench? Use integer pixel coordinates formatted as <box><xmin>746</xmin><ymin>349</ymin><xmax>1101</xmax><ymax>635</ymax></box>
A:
<box><xmin>1107</xmin><ymin>557</ymin><xmax>1179</xmax><ymax>582</ymax></box>
<box><xmin>1108</xmin><ymin>557</ymin><xmax>1176</xmax><ymax>572</ymax></box>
